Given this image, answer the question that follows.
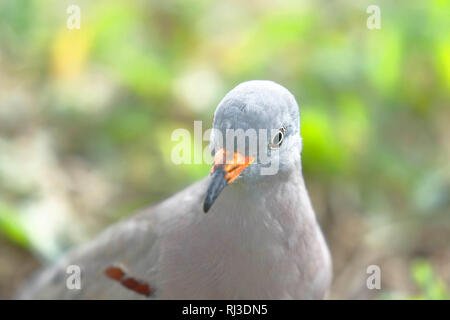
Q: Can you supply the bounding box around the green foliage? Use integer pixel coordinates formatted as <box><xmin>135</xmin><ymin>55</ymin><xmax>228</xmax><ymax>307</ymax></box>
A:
<box><xmin>0</xmin><ymin>0</ymin><xmax>448</xmax><ymax>296</ymax></box>
<box><xmin>410</xmin><ymin>259</ymin><xmax>450</xmax><ymax>300</ymax></box>
<box><xmin>0</xmin><ymin>203</ymin><xmax>29</xmax><ymax>248</ymax></box>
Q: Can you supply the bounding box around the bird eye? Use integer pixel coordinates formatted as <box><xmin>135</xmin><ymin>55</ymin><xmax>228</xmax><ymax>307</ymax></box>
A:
<box><xmin>269</xmin><ymin>127</ymin><xmax>285</xmax><ymax>149</ymax></box>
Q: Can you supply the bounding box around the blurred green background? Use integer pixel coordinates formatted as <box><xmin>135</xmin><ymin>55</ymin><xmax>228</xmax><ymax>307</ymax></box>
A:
<box><xmin>0</xmin><ymin>0</ymin><xmax>449</xmax><ymax>299</ymax></box>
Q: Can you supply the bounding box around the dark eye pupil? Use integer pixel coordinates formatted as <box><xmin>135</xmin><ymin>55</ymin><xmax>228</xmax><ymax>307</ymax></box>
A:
<box><xmin>275</xmin><ymin>132</ymin><xmax>282</xmax><ymax>144</ymax></box>
<box><xmin>269</xmin><ymin>127</ymin><xmax>285</xmax><ymax>149</ymax></box>
<box><xmin>272</xmin><ymin>131</ymin><xmax>283</xmax><ymax>146</ymax></box>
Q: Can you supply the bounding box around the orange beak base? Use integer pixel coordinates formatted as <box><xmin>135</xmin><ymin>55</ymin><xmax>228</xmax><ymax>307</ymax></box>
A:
<box><xmin>203</xmin><ymin>149</ymin><xmax>254</xmax><ymax>213</ymax></box>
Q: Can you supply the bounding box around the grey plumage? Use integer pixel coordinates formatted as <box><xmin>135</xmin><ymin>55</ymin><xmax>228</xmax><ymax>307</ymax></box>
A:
<box><xmin>18</xmin><ymin>80</ymin><xmax>332</xmax><ymax>299</ymax></box>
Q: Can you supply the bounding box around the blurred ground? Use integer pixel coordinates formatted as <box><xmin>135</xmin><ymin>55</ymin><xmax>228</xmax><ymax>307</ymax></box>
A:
<box><xmin>0</xmin><ymin>0</ymin><xmax>449</xmax><ymax>299</ymax></box>
<box><xmin>0</xmin><ymin>236</ymin><xmax>39</xmax><ymax>299</ymax></box>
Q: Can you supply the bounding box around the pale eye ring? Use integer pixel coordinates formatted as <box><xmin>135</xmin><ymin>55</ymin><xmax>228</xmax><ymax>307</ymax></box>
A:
<box><xmin>269</xmin><ymin>127</ymin><xmax>285</xmax><ymax>149</ymax></box>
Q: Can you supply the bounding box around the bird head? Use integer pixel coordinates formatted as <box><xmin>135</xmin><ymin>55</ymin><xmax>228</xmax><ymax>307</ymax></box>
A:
<box><xmin>203</xmin><ymin>80</ymin><xmax>302</xmax><ymax>213</ymax></box>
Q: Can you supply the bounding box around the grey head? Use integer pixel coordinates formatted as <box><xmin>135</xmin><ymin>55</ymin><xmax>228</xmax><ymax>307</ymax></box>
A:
<box><xmin>203</xmin><ymin>80</ymin><xmax>303</xmax><ymax>212</ymax></box>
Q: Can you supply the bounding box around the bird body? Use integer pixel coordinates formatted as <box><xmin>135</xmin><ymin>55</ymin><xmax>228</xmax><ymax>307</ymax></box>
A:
<box><xmin>18</xmin><ymin>81</ymin><xmax>332</xmax><ymax>299</ymax></box>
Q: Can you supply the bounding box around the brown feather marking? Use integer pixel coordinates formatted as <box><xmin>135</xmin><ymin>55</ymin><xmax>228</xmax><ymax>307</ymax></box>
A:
<box><xmin>104</xmin><ymin>265</ymin><xmax>153</xmax><ymax>297</ymax></box>
<box><xmin>121</xmin><ymin>277</ymin><xmax>152</xmax><ymax>297</ymax></box>
<box><xmin>104</xmin><ymin>266</ymin><xmax>125</xmax><ymax>280</ymax></box>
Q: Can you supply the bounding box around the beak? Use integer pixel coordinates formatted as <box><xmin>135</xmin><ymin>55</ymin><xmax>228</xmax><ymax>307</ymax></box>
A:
<box><xmin>203</xmin><ymin>148</ymin><xmax>254</xmax><ymax>213</ymax></box>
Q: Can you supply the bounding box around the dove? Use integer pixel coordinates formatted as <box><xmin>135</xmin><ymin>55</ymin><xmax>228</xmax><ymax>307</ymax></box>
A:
<box><xmin>18</xmin><ymin>80</ymin><xmax>332</xmax><ymax>299</ymax></box>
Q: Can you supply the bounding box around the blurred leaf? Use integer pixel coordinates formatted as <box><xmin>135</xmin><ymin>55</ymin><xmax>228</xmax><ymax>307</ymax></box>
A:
<box><xmin>436</xmin><ymin>40</ymin><xmax>450</xmax><ymax>90</ymax></box>
<box><xmin>0</xmin><ymin>202</ymin><xmax>29</xmax><ymax>248</ymax></box>
<box><xmin>302</xmin><ymin>107</ymin><xmax>344</xmax><ymax>176</ymax></box>
<box><xmin>224</xmin><ymin>8</ymin><xmax>314</xmax><ymax>75</ymax></box>
<box><xmin>155</xmin><ymin>121</ymin><xmax>210</xmax><ymax>183</ymax></box>
<box><xmin>366</xmin><ymin>30</ymin><xmax>403</xmax><ymax>95</ymax></box>
<box><xmin>91</xmin><ymin>2</ymin><xmax>171</xmax><ymax>97</ymax></box>
<box><xmin>51</xmin><ymin>28</ymin><xmax>93</xmax><ymax>80</ymax></box>
<box><xmin>411</xmin><ymin>259</ymin><xmax>449</xmax><ymax>299</ymax></box>
<box><xmin>337</xmin><ymin>94</ymin><xmax>370</xmax><ymax>153</ymax></box>
<box><xmin>105</xmin><ymin>107</ymin><xmax>153</xmax><ymax>144</ymax></box>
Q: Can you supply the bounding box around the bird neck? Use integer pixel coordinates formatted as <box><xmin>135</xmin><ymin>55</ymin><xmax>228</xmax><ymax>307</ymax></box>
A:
<box><xmin>201</xmin><ymin>161</ymin><xmax>316</xmax><ymax>262</ymax></box>
<box><xmin>225</xmin><ymin>158</ymin><xmax>314</xmax><ymax>224</ymax></box>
